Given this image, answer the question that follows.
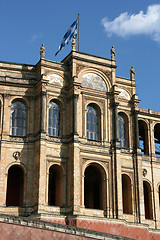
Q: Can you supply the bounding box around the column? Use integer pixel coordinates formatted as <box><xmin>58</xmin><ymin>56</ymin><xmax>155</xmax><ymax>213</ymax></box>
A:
<box><xmin>111</xmin><ymin>101</ymin><xmax>119</xmax><ymax>219</ymax></box>
<box><xmin>73</xmin><ymin>94</ymin><xmax>79</xmax><ymax>135</ymax></box>
<box><xmin>38</xmin><ymin>90</ymin><xmax>47</xmax><ymax>210</ymax></box>
<box><xmin>149</xmin><ymin>119</ymin><xmax>157</xmax><ymax>228</ymax></box>
<box><xmin>133</xmin><ymin>109</ymin><xmax>140</xmax><ymax>151</ymax></box>
<box><xmin>41</xmin><ymin>91</ymin><xmax>46</xmax><ymax>133</ymax></box>
<box><xmin>112</xmin><ymin>102</ymin><xmax>119</xmax><ymax>144</ymax></box>
<box><xmin>132</xmin><ymin>108</ymin><xmax>141</xmax><ymax>223</ymax></box>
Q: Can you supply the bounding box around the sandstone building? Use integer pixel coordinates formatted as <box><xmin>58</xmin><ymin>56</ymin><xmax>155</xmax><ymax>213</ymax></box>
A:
<box><xmin>0</xmin><ymin>39</ymin><xmax>160</xmax><ymax>239</ymax></box>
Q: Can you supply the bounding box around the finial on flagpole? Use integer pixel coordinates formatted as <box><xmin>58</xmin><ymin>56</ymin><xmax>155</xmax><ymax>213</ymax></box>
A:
<box><xmin>40</xmin><ymin>44</ymin><xmax>46</xmax><ymax>59</ymax></box>
<box><xmin>111</xmin><ymin>46</ymin><xmax>115</xmax><ymax>60</ymax></box>
<box><xmin>72</xmin><ymin>36</ymin><xmax>76</xmax><ymax>51</ymax></box>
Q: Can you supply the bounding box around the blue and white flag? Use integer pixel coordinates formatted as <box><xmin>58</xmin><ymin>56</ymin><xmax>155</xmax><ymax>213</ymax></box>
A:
<box><xmin>55</xmin><ymin>19</ymin><xmax>78</xmax><ymax>56</ymax></box>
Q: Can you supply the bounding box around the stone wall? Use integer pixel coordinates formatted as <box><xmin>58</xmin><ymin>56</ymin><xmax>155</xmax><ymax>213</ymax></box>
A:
<box><xmin>0</xmin><ymin>214</ymin><xmax>133</xmax><ymax>240</ymax></box>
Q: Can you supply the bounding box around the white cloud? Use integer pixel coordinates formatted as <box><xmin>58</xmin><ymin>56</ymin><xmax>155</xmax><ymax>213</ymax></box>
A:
<box><xmin>101</xmin><ymin>4</ymin><xmax>160</xmax><ymax>42</ymax></box>
<box><xmin>29</xmin><ymin>34</ymin><xmax>42</xmax><ymax>43</ymax></box>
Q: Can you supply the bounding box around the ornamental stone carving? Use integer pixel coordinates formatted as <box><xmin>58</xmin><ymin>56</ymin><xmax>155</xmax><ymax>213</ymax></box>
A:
<box><xmin>13</xmin><ymin>151</ymin><xmax>21</xmax><ymax>160</ymax></box>
<box><xmin>76</xmin><ymin>64</ymin><xmax>85</xmax><ymax>75</ymax></box>
<box><xmin>105</xmin><ymin>71</ymin><xmax>112</xmax><ymax>81</ymax></box>
<box><xmin>142</xmin><ymin>169</ymin><xmax>147</xmax><ymax>177</ymax></box>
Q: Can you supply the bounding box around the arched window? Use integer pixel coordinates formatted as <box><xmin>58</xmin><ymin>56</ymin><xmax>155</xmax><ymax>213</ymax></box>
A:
<box><xmin>10</xmin><ymin>101</ymin><xmax>26</xmax><ymax>136</ymax></box>
<box><xmin>48</xmin><ymin>165</ymin><xmax>63</xmax><ymax>206</ymax></box>
<box><xmin>122</xmin><ymin>174</ymin><xmax>132</xmax><ymax>214</ymax></box>
<box><xmin>118</xmin><ymin>114</ymin><xmax>126</xmax><ymax>148</ymax></box>
<box><xmin>84</xmin><ymin>164</ymin><xmax>105</xmax><ymax>210</ymax></box>
<box><xmin>143</xmin><ymin>181</ymin><xmax>153</xmax><ymax>219</ymax></box>
<box><xmin>87</xmin><ymin>105</ymin><xmax>99</xmax><ymax>140</ymax></box>
<box><xmin>138</xmin><ymin>120</ymin><xmax>149</xmax><ymax>155</ymax></box>
<box><xmin>48</xmin><ymin>101</ymin><xmax>60</xmax><ymax>137</ymax></box>
<box><xmin>158</xmin><ymin>185</ymin><xmax>160</xmax><ymax>208</ymax></box>
<box><xmin>0</xmin><ymin>101</ymin><xmax>1</xmax><ymax>130</ymax></box>
<box><xmin>6</xmin><ymin>165</ymin><xmax>24</xmax><ymax>206</ymax></box>
<box><xmin>154</xmin><ymin>123</ymin><xmax>160</xmax><ymax>157</ymax></box>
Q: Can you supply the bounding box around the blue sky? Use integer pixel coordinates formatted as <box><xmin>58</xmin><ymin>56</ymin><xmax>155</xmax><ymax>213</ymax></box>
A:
<box><xmin>1</xmin><ymin>0</ymin><xmax>160</xmax><ymax>110</ymax></box>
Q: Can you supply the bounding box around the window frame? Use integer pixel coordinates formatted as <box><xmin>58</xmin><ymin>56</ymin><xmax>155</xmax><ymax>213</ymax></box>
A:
<box><xmin>118</xmin><ymin>113</ymin><xmax>127</xmax><ymax>148</ymax></box>
<box><xmin>48</xmin><ymin>101</ymin><xmax>60</xmax><ymax>137</ymax></box>
<box><xmin>138</xmin><ymin>120</ymin><xmax>149</xmax><ymax>155</ymax></box>
<box><xmin>86</xmin><ymin>104</ymin><xmax>100</xmax><ymax>141</ymax></box>
<box><xmin>154</xmin><ymin>123</ymin><xmax>160</xmax><ymax>157</ymax></box>
<box><xmin>10</xmin><ymin>100</ymin><xmax>27</xmax><ymax>137</ymax></box>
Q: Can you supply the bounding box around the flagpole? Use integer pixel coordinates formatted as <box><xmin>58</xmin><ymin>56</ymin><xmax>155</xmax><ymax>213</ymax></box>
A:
<box><xmin>78</xmin><ymin>13</ymin><xmax>80</xmax><ymax>52</ymax></box>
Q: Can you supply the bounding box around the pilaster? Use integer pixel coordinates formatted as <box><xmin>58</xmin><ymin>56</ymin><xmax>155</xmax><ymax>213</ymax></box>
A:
<box><xmin>131</xmin><ymin>94</ymin><xmax>143</xmax><ymax>223</ymax></box>
<box><xmin>149</xmin><ymin>119</ymin><xmax>157</xmax><ymax>229</ymax></box>
<box><xmin>72</xmin><ymin>85</ymin><xmax>81</xmax><ymax>214</ymax></box>
<box><xmin>2</xmin><ymin>94</ymin><xmax>11</xmax><ymax>138</ymax></box>
<box><xmin>110</xmin><ymin>85</ymin><xmax>120</xmax><ymax>219</ymax></box>
<box><xmin>38</xmin><ymin>81</ymin><xmax>47</xmax><ymax>212</ymax></box>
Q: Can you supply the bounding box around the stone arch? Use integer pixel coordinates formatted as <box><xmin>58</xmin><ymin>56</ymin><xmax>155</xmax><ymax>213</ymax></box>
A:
<box><xmin>48</xmin><ymin>164</ymin><xmax>64</xmax><ymax>206</ymax></box>
<box><xmin>6</xmin><ymin>164</ymin><xmax>24</xmax><ymax>206</ymax></box>
<box><xmin>138</xmin><ymin>120</ymin><xmax>149</xmax><ymax>155</ymax></box>
<box><xmin>85</xmin><ymin>100</ymin><xmax>103</xmax><ymax>114</ymax></box>
<box><xmin>78</xmin><ymin>68</ymin><xmax>111</xmax><ymax>91</ymax></box>
<box><xmin>9</xmin><ymin>97</ymin><xmax>29</xmax><ymax>109</ymax></box>
<box><xmin>83</xmin><ymin>162</ymin><xmax>106</xmax><ymax>210</ymax></box>
<box><xmin>5</xmin><ymin>161</ymin><xmax>27</xmax><ymax>175</ymax></box>
<box><xmin>47</xmin><ymin>97</ymin><xmax>64</xmax><ymax>110</ymax></box>
<box><xmin>143</xmin><ymin>180</ymin><xmax>153</xmax><ymax>219</ymax></box>
<box><xmin>82</xmin><ymin>160</ymin><xmax>108</xmax><ymax>178</ymax></box>
<box><xmin>122</xmin><ymin>174</ymin><xmax>133</xmax><ymax>214</ymax></box>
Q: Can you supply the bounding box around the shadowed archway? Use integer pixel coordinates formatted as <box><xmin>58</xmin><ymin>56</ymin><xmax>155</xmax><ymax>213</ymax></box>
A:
<box><xmin>143</xmin><ymin>181</ymin><xmax>153</xmax><ymax>219</ymax></box>
<box><xmin>6</xmin><ymin>165</ymin><xmax>24</xmax><ymax>206</ymax></box>
<box><xmin>122</xmin><ymin>174</ymin><xmax>132</xmax><ymax>214</ymax></box>
<box><xmin>84</xmin><ymin>164</ymin><xmax>105</xmax><ymax>210</ymax></box>
<box><xmin>48</xmin><ymin>165</ymin><xmax>63</xmax><ymax>206</ymax></box>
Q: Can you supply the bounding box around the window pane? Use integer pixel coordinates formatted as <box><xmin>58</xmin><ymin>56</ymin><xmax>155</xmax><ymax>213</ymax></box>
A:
<box><xmin>48</xmin><ymin>128</ymin><xmax>51</xmax><ymax>136</ymax></box>
<box><xmin>10</xmin><ymin>101</ymin><xmax>26</xmax><ymax>136</ymax></box>
<box><xmin>87</xmin><ymin>105</ymin><xmax>98</xmax><ymax>140</ymax></box>
<box><xmin>118</xmin><ymin>114</ymin><xmax>126</xmax><ymax>148</ymax></box>
<box><xmin>48</xmin><ymin>101</ymin><xmax>60</xmax><ymax>136</ymax></box>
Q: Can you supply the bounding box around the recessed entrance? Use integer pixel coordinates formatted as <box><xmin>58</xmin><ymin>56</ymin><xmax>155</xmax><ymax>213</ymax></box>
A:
<box><xmin>48</xmin><ymin>165</ymin><xmax>63</xmax><ymax>206</ymax></box>
<box><xmin>84</xmin><ymin>164</ymin><xmax>104</xmax><ymax>210</ymax></box>
<box><xmin>143</xmin><ymin>181</ymin><xmax>153</xmax><ymax>219</ymax></box>
<box><xmin>6</xmin><ymin>165</ymin><xmax>24</xmax><ymax>206</ymax></box>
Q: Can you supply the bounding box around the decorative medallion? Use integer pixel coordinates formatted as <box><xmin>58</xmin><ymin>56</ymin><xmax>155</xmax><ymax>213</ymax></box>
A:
<box><xmin>105</xmin><ymin>71</ymin><xmax>112</xmax><ymax>81</ymax></box>
<box><xmin>76</xmin><ymin>64</ymin><xmax>85</xmax><ymax>75</ymax></box>
<box><xmin>142</xmin><ymin>169</ymin><xmax>147</xmax><ymax>177</ymax></box>
<box><xmin>47</xmin><ymin>74</ymin><xmax>63</xmax><ymax>87</ymax></box>
<box><xmin>117</xmin><ymin>88</ymin><xmax>130</xmax><ymax>100</ymax></box>
<box><xmin>81</xmin><ymin>73</ymin><xmax>107</xmax><ymax>92</ymax></box>
<box><xmin>13</xmin><ymin>151</ymin><xmax>21</xmax><ymax>160</ymax></box>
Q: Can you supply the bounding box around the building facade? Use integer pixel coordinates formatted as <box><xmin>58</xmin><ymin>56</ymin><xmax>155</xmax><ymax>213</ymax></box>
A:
<box><xmin>0</xmin><ymin>40</ymin><xmax>160</xmax><ymax>238</ymax></box>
